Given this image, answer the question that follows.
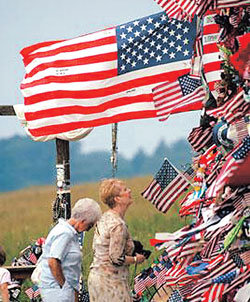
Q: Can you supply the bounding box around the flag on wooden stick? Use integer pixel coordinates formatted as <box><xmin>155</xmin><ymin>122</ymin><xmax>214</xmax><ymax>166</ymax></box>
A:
<box><xmin>141</xmin><ymin>158</ymin><xmax>193</xmax><ymax>213</ymax></box>
<box><xmin>20</xmin><ymin>12</ymin><xmax>197</xmax><ymax>138</ymax></box>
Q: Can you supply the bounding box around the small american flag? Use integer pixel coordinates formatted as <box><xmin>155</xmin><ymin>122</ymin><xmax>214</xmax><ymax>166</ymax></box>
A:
<box><xmin>206</xmin><ymin>90</ymin><xmax>249</xmax><ymax>124</ymax></box>
<box><xmin>206</xmin><ymin>136</ymin><xmax>250</xmax><ymax>198</ymax></box>
<box><xmin>154</xmin><ymin>0</ymin><xmax>214</xmax><ymax>21</ymax></box>
<box><xmin>188</xmin><ymin>125</ymin><xmax>213</xmax><ymax>153</ymax></box>
<box><xmin>25</xmin><ymin>285</ymin><xmax>40</xmax><ymax>300</ymax></box>
<box><xmin>142</xmin><ymin>158</ymin><xmax>192</xmax><ymax>213</ymax></box>
<box><xmin>202</xmin><ymin>283</ymin><xmax>225</xmax><ymax>302</ymax></box>
<box><xmin>28</xmin><ymin>252</ymin><xmax>37</xmax><ymax>264</ymax></box>
<box><xmin>153</xmin><ymin>74</ymin><xmax>206</xmax><ymax>121</ymax></box>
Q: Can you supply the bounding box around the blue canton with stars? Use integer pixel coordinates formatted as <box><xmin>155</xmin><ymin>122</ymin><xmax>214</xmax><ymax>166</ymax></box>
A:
<box><xmin>232</xmin><ymin>135</ymin><xmax>250</xmax><ymax>161</ymax></box>
<box><xmin>178</xmin><ymin>74</ymin><xmax>202</xmax><ymax>96</ymax></box>
<box><xmin>116</xmin><ymin>12</ymin><xmax>197</xmax><ymax>75</ymax></box>
<box><xmin>155</xmin><ymin>159</ymin><xmax>178</xmax><ymax>190</ymax></box>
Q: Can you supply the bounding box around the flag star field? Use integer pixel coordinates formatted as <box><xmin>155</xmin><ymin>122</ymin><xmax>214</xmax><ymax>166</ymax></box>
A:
<box><xmin>117</xmin><ymin>12</ymin><xmax>196</xmax><ymax>75</ymax></box>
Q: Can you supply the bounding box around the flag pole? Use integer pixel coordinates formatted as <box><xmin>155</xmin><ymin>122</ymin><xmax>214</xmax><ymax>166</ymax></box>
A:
<box><xmin>111</xmin><ymin>123</ymin><xmax>118</xmax><ymax>178</ymax></box>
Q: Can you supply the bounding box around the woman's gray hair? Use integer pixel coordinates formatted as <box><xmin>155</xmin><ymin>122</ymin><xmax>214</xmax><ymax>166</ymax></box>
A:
<box><xmin>71</xmin><ymin>198</ymin><xmax>102</xmax><ymax>224</ymax></box>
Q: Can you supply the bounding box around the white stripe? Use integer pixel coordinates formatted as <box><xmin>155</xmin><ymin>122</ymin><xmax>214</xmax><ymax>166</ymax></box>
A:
<box><xmin>31</xmin><ymin>28</ymin><xmax>115</xmax><ymax>54</ymax></box>
<box><xmin>27</xmin><ymin>102</ymin><xmax>155</xmax><ymax>129</ymax></box>
<box><xmin>204</xmin><ymin>70</ymin><xmax>222</xmax><ymax>83</ymax></box>
<box><xmin>24</xmin><ymin>84</ymin><xmax>154</xmax><ymax>112</ymax></box>
<box><xmin>22</xmin><ymin>60</ymin><xmax>118</xmax><ymax>84</ymax></box>
<box><xmin>202</xmin><ymin>52</ymin><xmax>221</xmax><ymax>64</ymax></box>
<box><xmin>22</xmin><ymin>60</ymin><xmax>191</xmax><ymax>97</ymax></box>
<box><xmin>25</xmin><ymin>42</ymin><xmax>117</xmax><ymax>75</ymax></box>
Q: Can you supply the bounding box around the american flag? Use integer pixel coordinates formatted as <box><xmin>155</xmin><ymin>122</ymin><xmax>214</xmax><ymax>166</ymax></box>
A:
<box><xmin>202</xmin><ymin>12</ymin><xmax>222</xmax><ymax>99</ymax></box>
<box><xmin>215</xmin><ymin>0</ymin><xmax>250</xmax><ymax>9</ymax></box>
<box><xmin>233</xmin><ymin>116</ymin><xmax>250</xmax><ymax>143</ymax></box>
<box><xmin>201</xmin><ymin>283</ymin><xmax>225</xmax><ymax>302</ymax></box>
<box><xmin>206</xmin><ymin>90</ymin><xmax>249</xmax><ymax>124</ymax></box>
<box><xmin>142</xmin><ymin>158</ymin><xmax>192</xmax><ymax>213</ymax></box>
<box><xmin>188</xmin><ymin>125</ymin><xmax>214</xmax><ymax>153</ymax></box>
<box><xmin>20</xmin><ymin>12</ymin><xmax>197</xmax><ymax>138</ymax></box>
<box><xmin>25</xmin><ymin>285</ymin><xmax>40</xmax><ymax>299</ymax></box>
<box><xmin>206</xmin><ymin>136</ymin><xmax>250</xmax><ymax>198</ymax></box>
<box><xmin>168</xmin><ymin>289</ymin><xmax>184</xmax><ymax>302</ymax></box>
<box><xmin>222</xmin><ymin>265</ymin><xmax>250</xmax><ymax>295</ymax></box>
<box><xmin>28</xmin><ymin>252</ymin><xmax>37</xmax><ymax>264</ymax></box>
<box><xmin>153</xmin><ymin>74</ymin><xmax>206</xmax><ymax>121</ymax></box>
<box><xmin>154</xmin><ymin>0</ymin><xmax>214</xmax><ymax>21</ymax></box>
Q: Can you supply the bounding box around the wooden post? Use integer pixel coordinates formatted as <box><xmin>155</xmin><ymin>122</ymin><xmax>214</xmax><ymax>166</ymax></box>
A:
<box><xmin>54</xmin><ymin>138</ymin><xmax>71</xmax><ymax>221</ymax></box>
<box><xmin>0</xmin><ymin>105</ymin><xmax>16</xmax><ymax>115</ymax></box>
<box><xmin>0</xmin><ymin>105</ymin><xmax>72</xmax><ymax>221</ymax></box>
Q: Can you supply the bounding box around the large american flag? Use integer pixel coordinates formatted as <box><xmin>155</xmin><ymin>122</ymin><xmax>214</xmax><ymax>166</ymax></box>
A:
<box><xmin>141</xmin><ymin>158</ymin><xmax>192</xmax><ymax>213</ymax></box>
<box><xmin>20</xmin><ymin>12</ymin><xmax>196</xmax><ymax>137</ymax></box>
<box><xmin>153</xmin><ymin>74</ymin><xmax>206</xmax><ymax>121</ymax></box>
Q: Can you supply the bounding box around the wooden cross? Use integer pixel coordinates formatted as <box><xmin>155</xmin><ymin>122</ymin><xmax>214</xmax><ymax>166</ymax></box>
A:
<box><xmin>0</xmin><ymin>105</ymin><xmax>71</xmax><ymax>220</ymax></box>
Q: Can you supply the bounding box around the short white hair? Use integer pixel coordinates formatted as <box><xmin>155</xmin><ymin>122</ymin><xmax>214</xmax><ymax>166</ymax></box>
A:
<box><xmin>71</xmin><ymin>198</ymin><xmax>101</xmax><ymax>224</ymax></box>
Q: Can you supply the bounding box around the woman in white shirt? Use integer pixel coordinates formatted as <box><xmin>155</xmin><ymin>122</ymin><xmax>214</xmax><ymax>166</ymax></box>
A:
<box><xmin>0</xmin><ymin>246</ymin><xmax>10</xmax><ymax>302</ymax></box>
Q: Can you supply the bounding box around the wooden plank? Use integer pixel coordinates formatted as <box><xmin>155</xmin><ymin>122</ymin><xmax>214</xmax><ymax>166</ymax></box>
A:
<box><xmin>0</xmin><ymin>105</ymin><xmax>16</xmax><ymax>116</ymax></box>
<box><xmin>4</xmin><ymin>265</ymin><xmax>35</xmax><ymax>281</ymax></box>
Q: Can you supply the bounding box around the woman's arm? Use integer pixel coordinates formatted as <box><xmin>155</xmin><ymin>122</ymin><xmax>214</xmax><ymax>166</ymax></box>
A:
<box><xmin>0</xmin><ymin>282</ymin><xmax>10</xmax><ymax>302</ymax></box>
<box><xmin>125</xmin><ymin>253</ymin><xmax>145</xmax><ymax>265</ymax></box>
<box><xmin>48</xmin><ymin>258</ymin><xmax>65</xmax><ymax>287</ymax></box>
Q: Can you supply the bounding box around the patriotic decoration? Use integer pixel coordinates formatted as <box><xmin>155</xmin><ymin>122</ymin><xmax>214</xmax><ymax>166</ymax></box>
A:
<box><xmin>25</xmin><ymin>285</ymin><xmax>40</xmax><ymax>300</ymax></box>
<box><xmin>20</xmin><ymin>12</ymin><xmax>196</xmax><ymax>138</ymax></box>
<box><xmin>153</xmin><ymin>0</ymin><xmax>214</xmax><ymax>21</ymax></box>
<box><xmin>142</xmin><ymin>158</ymin><xmax>193</xmax><ymax>213</ymax></box>
<box><xmin>202</xmin><ymin>12</ymin><xmax>223</xmax><ymax>99</ymax></box>
<box><xmin>206</xmin><ymin>136</ymin><xmax>250</xmax><ymax>198</ymax></box>
<box><xmin>135</xmin><ymin>4</ymin><xmax>250</xmax><ymax>299</ymax></box>
<box><xmin>153</xmin><ymin>74</ymin><xmax>206</xmax><ymax>121</ymax></box>
<box><xmin>154</xmin><ymin>0</ymin><xmax>249</xmax><ymax>21</ymax></box>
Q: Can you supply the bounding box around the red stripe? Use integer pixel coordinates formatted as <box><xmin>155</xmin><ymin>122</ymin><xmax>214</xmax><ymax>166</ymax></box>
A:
<box><xmin>203</xmin><ymin>43</ymin><xmax>220</xmax><ymax>54</ymax></box>
<box><xmin>21</xmin><ymin>68</ymin><xmax>118</xmax><ymax>89</ymax></box>
<box><xmin>156</xmin><ymin>178</ymin><xmax>188</xmax><ymax>211</ymax></box>
<box><xmin>203</xmin><ymin>60</ymin><xmax>221</xmax><ymax>73</ymax></box>
<box><xmin>25</xmin><ymin>52</ymin><xmax>118</xmax><ymax>78</ymax></box>
<box><xmin>25</xmin><ymin>94</ymin><xmax>153</xmax><ymax>120</ymax></box>
<box><xmin>203</xmin><ymin>24</ymin><xmax>219</xmax><ymax>35</ymax></box>
<box><xmin>23</xmin><ymin>36</ymin><xmax>117</xmax><ymax>66</ymax></box>
<box><xmin>20</xmin><ymin>40</ymin><xmax>66</xmax><ymax>57</ymax></box>
<box><xmin>27</xmin><ymin>110</ymin><xmax>156</xmax><ymax>136</ymax></box>
<box><xmin>24</xmin><ymin>69</ymin><xmax>189</xmax><ymax>105</ymax></box>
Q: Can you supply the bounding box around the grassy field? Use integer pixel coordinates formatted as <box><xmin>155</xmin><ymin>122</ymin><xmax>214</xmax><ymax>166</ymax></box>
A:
<box><xmin>0</xmin><ymin>176</ymin><xmax>189</xmax><ymax>301</ymax></box>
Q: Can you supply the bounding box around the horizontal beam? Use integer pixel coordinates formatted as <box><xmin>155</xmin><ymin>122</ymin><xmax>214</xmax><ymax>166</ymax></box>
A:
<box><xmin>0</xmin><ymin>105</ymin><xmax>16</xmax><ymax>116</ymax></box>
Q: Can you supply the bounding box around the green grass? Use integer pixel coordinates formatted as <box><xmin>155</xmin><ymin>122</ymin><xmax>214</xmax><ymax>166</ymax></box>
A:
<box><xmin>0</xmin><ymin>176</ymin><xmax>189</xmax><ymax>301</ymax></box>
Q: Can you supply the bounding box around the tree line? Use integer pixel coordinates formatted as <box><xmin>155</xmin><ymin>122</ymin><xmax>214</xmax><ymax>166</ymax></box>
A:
<box><xmin>0</xmin><ymin>136</ymin><xmax>193</xmax><ymax>192</ymax></box>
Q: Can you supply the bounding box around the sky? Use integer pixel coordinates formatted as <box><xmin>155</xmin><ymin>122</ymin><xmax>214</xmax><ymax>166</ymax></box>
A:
<box><xmin>0</xmin><ymin>0</ymin><xmax>201</xmax><ymax>158</ymax></box>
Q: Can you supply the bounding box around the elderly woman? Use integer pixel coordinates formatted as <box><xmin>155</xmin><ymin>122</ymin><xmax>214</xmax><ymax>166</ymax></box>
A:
<box><xmin>88</xmin><ymin>178</ymin><xmax>146</xmax><ymax>302</ymax></box>
<box><xmin>39</xmin><ymin>198</ymin><xmax>101</xmax><ymax>302</ymax></box>
<box><xmin>0</xmin><ymin>246</ymin><xmax>10</xmax><ymax>302</ymax></box>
